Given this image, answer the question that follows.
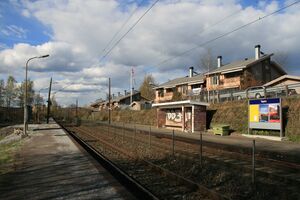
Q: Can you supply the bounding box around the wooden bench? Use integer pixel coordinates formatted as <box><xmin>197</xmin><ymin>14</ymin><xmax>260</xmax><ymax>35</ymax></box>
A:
<box><xmin>212</xmin><ymin>124</ymin><xmax>230</xmax><ymax>136</ymax></box>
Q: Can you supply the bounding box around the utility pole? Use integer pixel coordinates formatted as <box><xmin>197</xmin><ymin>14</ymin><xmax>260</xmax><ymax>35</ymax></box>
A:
<box><xmin>108</xmin><ymin>77</ymin><xmax>111</xmax><ymax>124</ymax></box>
<box><xmin>76</xmin><ymin>99</ymin><xmax>78</xmax><ymax>118</ymax></box>
<box><xmin>130</xmin><ymin>68</ymin><xmax>134</xmax><ymax>104</ymax></box>
<box><xmin>46</xmin><ymin>77</ymin><xmax>52</xmax><ymax>124</ymax></box>
<box><xmin>207</xmin><ymin>64</ymin><xmax>210</xmax><ymax>102</ymax></box>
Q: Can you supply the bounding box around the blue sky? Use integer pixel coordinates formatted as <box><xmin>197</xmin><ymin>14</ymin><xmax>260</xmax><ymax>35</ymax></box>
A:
<box><xmin>0</xmin><ymin>0</ymin><xmax>299</xmax><ymax>106</ymax></box>
<box><xmin>0</xmin><ymin>1</ymin><xmax>51</xmax><ymax>48</ymax></box>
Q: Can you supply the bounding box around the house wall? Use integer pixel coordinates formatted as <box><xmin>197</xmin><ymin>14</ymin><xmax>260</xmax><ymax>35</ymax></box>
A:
<box><xmin>119</xmin><ymin>93</ymin><xmax>141</xmax><ymax>105</ymax></box>
<box><xmin>206</xmin><ymin>58</ymin><xmax>285</xmax><ymax>92</ymax></box>
<box><xmin>131</xmin><ymin>102</ymin><xmax>141</xmax><ymax>110</ymax></box>
<box><xmin>267</xmin><ymin>79</ymin><xmax>300</xmax><ymax>93</ymax></box>
<box><xmin>155</xmin><ymin>85</ymin><xmax>188</xmax><ymax>103</ymax></box>
<box><xmin>241</xmin><ymin>59</ymin><xmax>284</xmax><ymax>90</ymax></box>
<box><xmin>155</xmin><ymin>89</ymin><xmax>173</xmax><ymax>103</ymax></box>
<box><xmin>206</xmin><ymin>72</ymin><xmax>241</xmax><ymax>91</ymax></box>
<box><xmin>269</xmin><ymin>79</ymin><xmax>300</xmax><ymax>86</ymax></box>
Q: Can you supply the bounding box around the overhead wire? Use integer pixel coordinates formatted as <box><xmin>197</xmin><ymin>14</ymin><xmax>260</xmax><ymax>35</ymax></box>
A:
<box><xmin>100</xmin><ymin>0</ymin><xmax>145</xmax><ymax>58</ymax></box>
<box><xmin>187</xmin><ymin>8</ymin><xmax>243</xmax><ymax>41</ymax></box>
<box><xmin>100</xmin><ymin>0</ymin><xmax>160</xmax><ymax>62</ymax></box>
<box><xmin>156</xmin><ymin>0</ymin><xmax>300</xmax><ymax>67</ymax></box>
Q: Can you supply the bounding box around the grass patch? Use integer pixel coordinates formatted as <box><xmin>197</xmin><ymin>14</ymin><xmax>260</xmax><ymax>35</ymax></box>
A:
<box><xmin>0</xmin><ymin>140</ymin><xmax>22</xmax><ymax>175</ymax></box>
<box><xmin>288</xmin><ymin>135</ymin><xmax>300</xmax><ymax>143</ymax></box>
<box><xmin>0</xmin><ymin>135</ymin><xmax>5</xmax><ymax>141</ymax></box>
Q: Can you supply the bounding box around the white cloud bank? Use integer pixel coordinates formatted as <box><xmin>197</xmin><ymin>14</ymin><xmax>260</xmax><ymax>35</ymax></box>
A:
<box><xmin>1</xmin><ymin>0</ymin><xmax>300</xmax><ymax>106</ymax></box>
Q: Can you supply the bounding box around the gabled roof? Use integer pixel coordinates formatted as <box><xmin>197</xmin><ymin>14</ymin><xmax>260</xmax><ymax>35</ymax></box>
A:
<box><xmin>90</xmin><ymin>91</ymin><xmax>141</xmax><ymax>107</ymax></box>
<box><xmin>91</xmin><ymin>91</ymin><xmax>151</xmax><ymax>107</ymax></box>
<box><xmin>155</xmin><ymin>73</ymin><xmax>205</xmax><ymax>89</ymax></box>
<box><xmin>205</xmin><ymin>54</ymin><xmax>276</xmax><ymax>75</ymax></box>
<box><xmin>90</xmin><ymin>100</ymin><xmax>105</xmax><ymax>107</ymax></box>
<box><xmin>111</xmin><ymin>91</ymin><xmax>140</xmax><ymax>103</ymax></box>
<box><xmin>263</xmin><ymin>75</ymin><xmax>300</xmax><ymax>87</ymax></box>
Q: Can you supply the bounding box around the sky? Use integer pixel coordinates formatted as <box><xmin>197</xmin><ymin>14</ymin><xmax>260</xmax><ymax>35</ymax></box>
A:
<box><xmin>0</xmin><ymin>0</ymin><xmax>300</xmax><ymax>106</ymax></box>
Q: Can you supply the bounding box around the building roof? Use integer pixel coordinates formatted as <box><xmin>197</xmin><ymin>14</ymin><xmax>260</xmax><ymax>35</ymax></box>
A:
<box><xmin>155</xmin><ymin>73</ymin><xmax>205</xmax><ymax>89</ymax></box>
<box><xmin>90</xmin><ymin>91</ymin><xmax>152</xmax><ymax>107</ymax></box>
<box><xmin>263</xmin><ymin>75</ymin><xmax>300</xmax><ymax>87</ymax></box>
<box><xmin>152</xmin><ymin>100</ymin><xmax>209</xmax><ymax>108</ymax></box>
<box><xmin>90</xmin><ymin>100</ymin><xmax>105</xmax><ymax>107</ymax></box>
<box><xmin>89</xmin><ymin>91</ymin><xmax>141</xmax><ymax>107</ymax></box>
<box><xmin>205</xmin><ymin>54</ymin><xmax>283</xmax><ymax>75</ymax></box>
<box><xmin>111</xmin><ymin>91</ymin><xmax>140</xmax><ymax>103</ymax></box>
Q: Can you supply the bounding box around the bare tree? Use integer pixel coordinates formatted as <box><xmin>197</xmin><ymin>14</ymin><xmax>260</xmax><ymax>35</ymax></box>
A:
<box><xmin>18</xmin><ymin>79</ymin><xmax>35</xmax><ymax>107</ymax></box>
<box><xmin>0</xmin><ymin>79</ymin><xmax>4</xmax><ymax>106</ymax></box>
<box><xmin>199</xmin><ymin>48</ymin><xmax>217</xmax><ymax>73</ymax></box>
<box><xmin>139</xmin><ymin>74</ymin><xmax>156</xmax><ymax>100</ymax></box>
<box><xmin>5</xmin><ymin>76</ymin><xmax>17</xmax><ymax>107</ymax></box>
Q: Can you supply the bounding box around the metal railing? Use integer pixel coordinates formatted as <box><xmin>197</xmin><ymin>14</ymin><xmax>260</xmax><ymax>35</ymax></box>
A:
<box><xmin>188</xmin><ymin>83</ymin><xmax>300</xmax><ymax>103</ymax></box>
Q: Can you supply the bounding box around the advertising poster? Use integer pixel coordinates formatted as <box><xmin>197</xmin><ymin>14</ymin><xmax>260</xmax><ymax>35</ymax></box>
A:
<box><xmin>249</xmin><ymin>104</ymin><xmax>259</xmax><ymax>122</ymax></box>
<box><xmin>269</xmin><ymin>104</ymin><xmax>280</xmax><ymax>123</ymax></box>
<box><xmin>259</xmin><ymin>104</ymin><xmax>269</xmax><ymax>122</ymax></box>
<box><xmin>249</xmin><ymin>98</ymin><xmax>281</xmax><ymax>131</ymax></box>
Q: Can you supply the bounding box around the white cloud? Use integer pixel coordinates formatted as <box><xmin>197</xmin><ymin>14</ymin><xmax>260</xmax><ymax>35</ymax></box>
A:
<box><xmin>1</xmin><ymin>0</ymin><xmax>300</xmax><ymax>105</ymax></box>
<box><xmin>0</xmin><ymin>42</ymin><xmax>96</xmax><ymax>74</ymax></box>
<box><xmin>21</xmin><ymin>9</ymin><xmax>30</xmax><ymax>17</ymax></box>
<box><xmin>0</xmin><ymin>43</ymin><xmax>8</xmax><ymax>50</ymax></box>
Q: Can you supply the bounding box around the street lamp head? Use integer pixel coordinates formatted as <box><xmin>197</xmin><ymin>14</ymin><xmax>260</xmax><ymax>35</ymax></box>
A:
<box><xmin>39</xmin><ymin>54</ymin><xmax>50</xmax><ymax>58</ymax></box>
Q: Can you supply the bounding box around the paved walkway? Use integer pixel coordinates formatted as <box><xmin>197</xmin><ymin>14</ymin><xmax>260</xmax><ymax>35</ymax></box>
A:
<box><xmin>0</xmin><ymin>120</ymin><xmax>136</xmax><ymax>200</ymax></box>
<box><xmin>105</xmin><ymin>121</ymin><xmax>300</xmax><ymax>164</ymax></box>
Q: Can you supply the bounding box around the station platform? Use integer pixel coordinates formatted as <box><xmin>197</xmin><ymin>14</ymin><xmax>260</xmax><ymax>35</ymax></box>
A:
<box><xmin>0</xmin><ymin>120</ymin><xmax>136</xmax><ymax>200</ymax></box>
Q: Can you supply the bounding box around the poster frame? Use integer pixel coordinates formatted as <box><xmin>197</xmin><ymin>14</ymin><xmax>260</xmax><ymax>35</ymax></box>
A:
<box><xmin>248</xmin><ymin>98</ymin><xmax>283</xmax><ymax>138</ymax></box>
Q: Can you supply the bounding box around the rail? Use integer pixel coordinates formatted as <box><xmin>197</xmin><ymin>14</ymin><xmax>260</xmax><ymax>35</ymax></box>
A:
<box><xmin>56</xmin><ymin>120</ymin><xmax>160</xmax><ymax>200</ymax></box>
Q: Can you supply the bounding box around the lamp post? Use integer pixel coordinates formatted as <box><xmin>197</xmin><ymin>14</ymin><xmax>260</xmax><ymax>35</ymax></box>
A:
<box><xmin>24</xmin><ymin>54</ymin><xmax>49</xmax><ymax>136</ymax></box>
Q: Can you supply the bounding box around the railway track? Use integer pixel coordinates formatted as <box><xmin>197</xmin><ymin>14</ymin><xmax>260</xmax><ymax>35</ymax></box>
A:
<box><xmin>89</xmin><ymin>123</ymin><xmax>300</xmax><ymax>175</ymax></box>
<box><xmin>94</xmin><ymin>122</ymin><xmax>300</xmax><ymax>172</ymax></box>
<box><xmin>59</xmin><ymin>120</ymin><xmax>300</xmax><ymax>199</ymax></box>
<box><xmin>86</xmin><ymin>123</ymin><xmax>300</xmax><ymax>197</ymax></box>
<box><xmin>59</xmin><ymin>122</ymin><xmax>228</xmax><ymax>200</ymax></box>
<box><xmin>58</xmin><ymin>123</ymin><xmax>159</xmax><ymax>200</ymax></box>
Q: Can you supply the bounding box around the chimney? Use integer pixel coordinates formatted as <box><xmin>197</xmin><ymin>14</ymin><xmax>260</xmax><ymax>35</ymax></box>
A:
<box><xmin>189</xmin><ymin>67</ymin><xmax>194</xmax><ymax>78</ymax></box>
<box><xmin>255</xmin><ymin>44</ymin><xmax>261</xmax><ymax>60</ymax></box>
<box><xmin>217</xmin><ymin>56</ymin><xmax>222</xmax><ymax>68</ymax></box>
<box><xmin>124</xmin><ymin>90</ymin><xmax>127</xmax><ymax>95</ymax></box>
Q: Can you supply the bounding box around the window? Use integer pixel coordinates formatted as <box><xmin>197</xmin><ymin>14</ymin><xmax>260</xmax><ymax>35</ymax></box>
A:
<box><xmin>158</xmin><ymin>89</ymin><xmax>164</xmax><ymax>97</ymax></box>
<box><xmin>211</xmin><ymin>75</ymin><xmax>219</xmax><ymax>85</ymax></box>
<box><xmin>182</xmin><ymin>85</ymin><xmax>188</xmax><ymax>94</ymax></box>
<box><xmin>166</xmin><ymin>88</ymin><xmax>173</xmax><ymax>93</ymax></box>
<box><xmin>191</xmin><ymin>84</ymin><xmax>201</xmax><ymax>89</ymax></box>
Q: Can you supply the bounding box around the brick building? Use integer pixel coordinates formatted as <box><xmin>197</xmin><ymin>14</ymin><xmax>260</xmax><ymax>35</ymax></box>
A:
<box><xmin>152</xmin><ymin>100</ymin><xmax>209</xmax><ymax>132</ymax></box>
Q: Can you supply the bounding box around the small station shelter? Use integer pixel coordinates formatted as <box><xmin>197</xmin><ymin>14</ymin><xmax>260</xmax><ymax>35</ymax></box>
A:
<box><xmin>152</xmin><ymin>100</ymin><xmax>209</xmax><ymax>133</ymax></box>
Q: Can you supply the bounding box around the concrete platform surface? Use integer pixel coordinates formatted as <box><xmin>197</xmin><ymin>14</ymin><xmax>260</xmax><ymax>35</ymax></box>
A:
<box><xmin>0</xmin><ymin>121</ymin><xmax>136</xmax><ymax>200</ymax></box>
